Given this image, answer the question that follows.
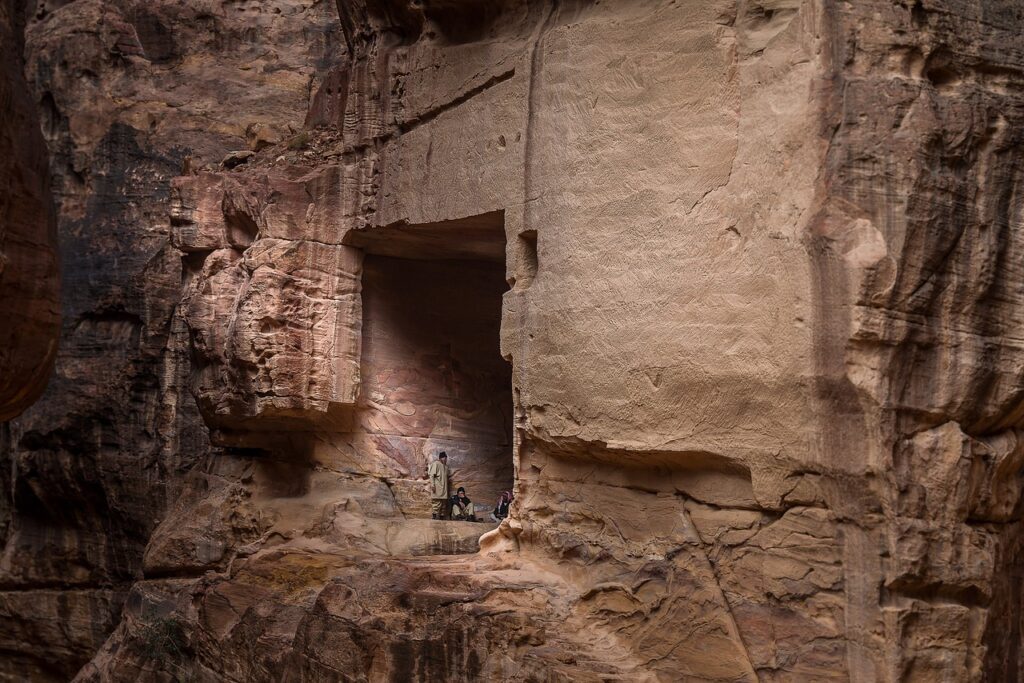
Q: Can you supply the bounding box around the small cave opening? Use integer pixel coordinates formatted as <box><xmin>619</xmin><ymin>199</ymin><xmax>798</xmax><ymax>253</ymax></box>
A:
<box><xmin>350</xmin><ymin>211</ymin><xmax>512</xmax><ymax>520</ymax></box>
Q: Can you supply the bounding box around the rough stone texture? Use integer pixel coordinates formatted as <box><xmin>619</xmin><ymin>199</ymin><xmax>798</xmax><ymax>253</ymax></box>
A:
<box><xmin>0</xmin><ymin>0</ymin><xmax>59</xmax><ymax>422</ymax></box>
<box><xmin>0</xmin><ymin>0</ymin><xmax>343</xmax><ymax>678</ymax></box>
<box><xmin>2</xmin><ymin>0</ymin><xmax>1024</xmax><ymax>680</ymax></box>
<box><xmin>172</xmin><ymin>167</ymin><xmax>363</xmax><ymax>432</ymax></box>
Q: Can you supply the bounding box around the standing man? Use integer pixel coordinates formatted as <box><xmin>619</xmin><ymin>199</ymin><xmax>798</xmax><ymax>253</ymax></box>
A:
<box><xmin>428</xmin><ymin>452</ymin><xmax>450</xmax><ymax>519</ymax></box>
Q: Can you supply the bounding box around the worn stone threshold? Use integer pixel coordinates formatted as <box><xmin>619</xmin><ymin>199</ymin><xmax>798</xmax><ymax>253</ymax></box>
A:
<box><xmin>387</xmin><ymin>519</ymin><xmax>498</xmax><ymax>557</ymax></box>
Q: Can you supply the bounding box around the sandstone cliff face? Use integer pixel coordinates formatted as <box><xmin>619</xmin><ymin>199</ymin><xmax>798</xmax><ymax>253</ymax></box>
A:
<box><xmin>2</xmin><ymin>0</ymin><xmax>1024</xmax><ymax>680</ymax></box>
<box><xmin>0</xmin><ymin>0</ymin><xmax>59</xmax><ymax>423</ymax></box>
<box><xmin>0</xmin><ymin>0</ymin><xmax>341</xmax><ymax>678</ymax></box>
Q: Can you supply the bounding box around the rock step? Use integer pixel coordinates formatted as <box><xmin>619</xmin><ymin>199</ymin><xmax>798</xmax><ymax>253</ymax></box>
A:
<box><xmin>386</xmin><ymin>519</ymin><xmax>497</xmax><ymax>557</ymax></box>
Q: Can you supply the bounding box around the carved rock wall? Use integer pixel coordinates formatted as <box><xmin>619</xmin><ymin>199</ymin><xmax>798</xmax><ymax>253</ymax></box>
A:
<box><xmin>357</xmin><ymin>253</ymin><xmax>513</xmax><ymax>514</ymax></box>
<box><xmin>1</xmin><ymin>0</ymin><xmax>1023</xmax><ymax>680</ymax></box>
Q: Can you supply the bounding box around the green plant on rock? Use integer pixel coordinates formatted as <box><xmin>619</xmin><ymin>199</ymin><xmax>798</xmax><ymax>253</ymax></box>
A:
<box><xmin>137</xmin><ymin>616</ymin><xmax>194</xmax><ymax>682</ymax></box>
<box><xmin>286</xmin><ymin>131</ymin><xmax>310</xmax><ymax>150</ymax></box>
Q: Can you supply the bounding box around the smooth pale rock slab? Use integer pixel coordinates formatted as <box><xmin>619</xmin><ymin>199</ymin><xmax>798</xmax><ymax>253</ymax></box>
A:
<box><xmin>385</xmin><ymin>520</ymin><xmax>497</xmax><ymax>557</ymax></box>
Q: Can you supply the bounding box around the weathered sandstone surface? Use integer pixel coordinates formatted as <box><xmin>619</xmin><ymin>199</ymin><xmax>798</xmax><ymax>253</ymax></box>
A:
<box><xmin>2</xmin><ymin>0</ymin><xmax>1024</xmax><ymax>680</ymax></box>
<box><xmin>0</xmin><ymin>0</ymin><xmax>342</xmax><ymax>677</ymax></box>
<box><xmin>0</xmin><ymin>0</ymin><xmax>59</xmax><ymax>422</ymax></box>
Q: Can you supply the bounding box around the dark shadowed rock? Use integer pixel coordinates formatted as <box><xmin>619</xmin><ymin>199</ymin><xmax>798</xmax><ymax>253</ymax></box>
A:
<box><xmin>2</xmin><ymin>0</ymin><xmax>1024</xmax><ymax>680</ymax></box>
<box><xmin>0</xmin><ymin>0</ymin><xmax>59</xmax><ymax>422</ymax></box>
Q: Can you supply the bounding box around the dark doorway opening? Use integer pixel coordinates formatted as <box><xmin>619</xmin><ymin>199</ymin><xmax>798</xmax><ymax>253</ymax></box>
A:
<box><xmin>350</xmin><ymin>212</ymin><xmax>512</xmax><ymax>518</ymax></box>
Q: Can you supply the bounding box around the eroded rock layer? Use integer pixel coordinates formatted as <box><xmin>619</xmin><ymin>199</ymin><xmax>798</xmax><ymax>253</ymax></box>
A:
<box><xmin>1</xmin><ymin>0</ymin><xmax>1023</xmax><ymax>681</ymax></box>
<box><xmin>0</xmin><ymin>0</ymin><xmax>342</xmax><ymax>677</ymax></box>
<box><xmin>0</xmin><ymin>0</ymin><xmax>59</xmax><ymax>423</ymax></box>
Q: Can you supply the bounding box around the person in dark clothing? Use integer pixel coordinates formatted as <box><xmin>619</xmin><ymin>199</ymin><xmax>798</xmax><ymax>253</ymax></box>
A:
<box><xmin>491</xmin><ymin>490</ymin><xmax>512</xmax><ymax>522</ymax></box>
<box><xmin>450</xmin><ymin>487</ymin><xmax>476</xmax><ymax>521</ymax></box>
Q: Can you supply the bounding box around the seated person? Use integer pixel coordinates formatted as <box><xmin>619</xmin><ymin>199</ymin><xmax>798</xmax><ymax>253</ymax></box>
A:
<box><xmin>491</xmin><ymin>490</ymin><xmax>512</xmax><ymax>522</ymax></box>
<box><xmin>449</xmin><ymin>487</ymin><xmax>476</xmax><ymax>521</ymax></box>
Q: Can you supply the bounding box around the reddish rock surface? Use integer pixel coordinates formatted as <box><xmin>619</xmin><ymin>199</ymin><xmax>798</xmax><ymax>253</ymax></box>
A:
<box><xmin>0</xmin><ymin>0</ymin><xmax>342</xmax><ymax>677</ymax></box>
<box><xmin>0</xmin><ymin>0</ymin><xmax>59</xmax><ymax>422</ymax></box>
<box><xmin>1</xmin><ymin>0</ymin><xmax>1024</xmax><ymax>681</ymax></box>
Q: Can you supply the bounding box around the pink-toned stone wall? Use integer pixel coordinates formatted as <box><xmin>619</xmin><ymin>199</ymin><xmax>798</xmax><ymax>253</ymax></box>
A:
<box><xmin>4</xmin><ymin>0</ymin><xmax>1024</xmax><ymax>680</ymax></box>
<box><xmin>353</xmin><ymin>255</ymin><xmax>512</xmax><ymax>515</ymax></box>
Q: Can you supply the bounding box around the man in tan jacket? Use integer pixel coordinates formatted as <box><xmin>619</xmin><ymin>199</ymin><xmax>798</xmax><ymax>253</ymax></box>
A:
<box><xmin>428</xmin><ymin>452</ymin><xmax>450</xmax><ymax>519</ymax></box>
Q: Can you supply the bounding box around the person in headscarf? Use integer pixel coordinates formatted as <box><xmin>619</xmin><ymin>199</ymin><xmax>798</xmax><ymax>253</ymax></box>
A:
<box><xmin>450</xmin><ymin>486</ymin><xmax>476</xmax><ymax>521</ymax></box>
<box><xmin>428</xmin><ymin>452</ymin><xmax>450</xmax><ymax>519</ymax></box>
<box><xmin>491</xmin><ymin>490</ymin><xmax>512</xmax><ymax>522</ymax></box>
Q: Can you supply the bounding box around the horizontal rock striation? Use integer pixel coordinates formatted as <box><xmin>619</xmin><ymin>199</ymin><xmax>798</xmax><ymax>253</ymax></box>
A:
<box><xmin>0</xmin><ymin>0</ymin><xmax>343</xmax><ymax>677</ymax></box>
<box><xmin>1</xmin><ymin>0</ymin><xmax>1023</xmax><ymax>680</ymax></box>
